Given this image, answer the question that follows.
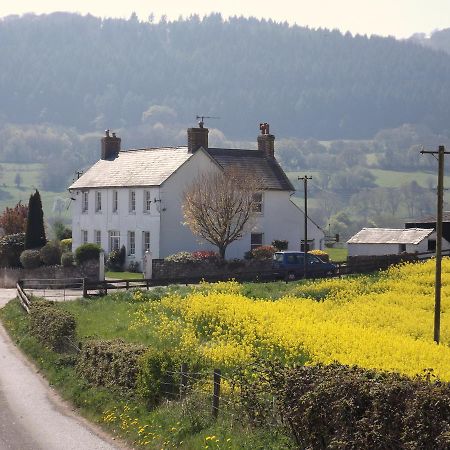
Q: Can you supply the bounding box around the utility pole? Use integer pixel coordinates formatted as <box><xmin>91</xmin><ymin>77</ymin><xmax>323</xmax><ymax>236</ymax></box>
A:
<box><xmin>298</xmin><ymin>175</ymin><xmax>312</xmax><ymax>277</ymax></box>
<box><xmin>421</xmin><ymin>145</ymin><xmax>449</xmax><ymax>344</ymax></box>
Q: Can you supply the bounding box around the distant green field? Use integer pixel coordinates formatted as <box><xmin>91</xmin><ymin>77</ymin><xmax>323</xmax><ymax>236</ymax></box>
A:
<box><xmin>0</xmin><ymin>163</ymin><xmax>69</xmax><ymax>220</ymax></box>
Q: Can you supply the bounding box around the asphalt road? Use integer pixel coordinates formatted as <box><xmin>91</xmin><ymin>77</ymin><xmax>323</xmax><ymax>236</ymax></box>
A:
<box><xmin>0</xmin><ymin>290</ymin><xmax>127</xmax><ymax>450</ymax></box>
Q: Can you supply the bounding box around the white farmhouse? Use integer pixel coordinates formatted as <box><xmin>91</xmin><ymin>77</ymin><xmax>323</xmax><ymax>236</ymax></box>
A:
<box><xmin>69</xmin><ymin>123</ymin><xmax>324</xmax><ymax>268</ymax></box>
<box><xmin>347</xmin><ymin>227</ymin><xmax>450</xmax><ymax>257</ymax></box>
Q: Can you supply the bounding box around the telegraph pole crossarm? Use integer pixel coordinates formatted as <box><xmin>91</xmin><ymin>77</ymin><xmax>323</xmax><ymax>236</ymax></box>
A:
<box><xmin>298</xmin><ymin>175</ymin><xmax>312</xmax><ymax>278</ymax></box>
<box><xmin>420</xmin><ymin>145</ymin><xmax>449</xmax><ymax>344</ymax></box>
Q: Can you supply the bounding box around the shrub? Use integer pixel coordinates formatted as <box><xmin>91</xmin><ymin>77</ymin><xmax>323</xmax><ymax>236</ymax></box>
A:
<box><xmin>106</xmin><ymin>246</ymin><xmax>126</xmax><ymax>271</ymax></box>
<box><xmin>244</xmin><ymin>250</ymin><xmax>254</xmax><ymax>260</ymax></box>
<box><xmin>40</xmin><ymin>241</ymin><xmax>62</xmax><ymax>266</ymax></box>
<box><xmin>128</xmin><ymin>260</ymin><xmax>140</xmax><ymax>273</ymax></box>
<box><xmin>20</xmin><ymin>249</ymin><xmax>41</xmax><ymax>269</ymax></box>
<box><xmin>0</xmin><ymin>232</ymin><xmax>25</xmax><ymax>267</ymax></box>
<box><xmin>74</xmin><ymin>243</ymin><xmax>101</xmax><ymax>265</ymax></box>
<box><xmin>165</xmin><ymin>251</ymin><xmax>197</xmax><ymax>263</ymax></box>
<box><xmin>272</xmin><ymin>239</ymin><xmax>288</xmax><ymax>251</ymax></box>
<box><xmin>60</xmin><ymin>238</ymin><xmax>72</xmax><ymax>252</ymax></box>
<box><xmin>241</xmin><ymin>363</ymin><xmax>450</xmax><ymax>450</ymax></box>
<box><xmin>192</xmin><ymin>250</ymin><xmax>219</xmax><ymax>261</ymax></box>
<box><xmin>251</xmin><ymin>245</ymin><xmax>276</xmax><ymax>260</ymax></box>
<box><xmin>76</xmin><ymin>339</ymin><xmax>146</xmax><ymax>392</ymax></box>
<box><xmin>29</xmin><ymin>301</ymin><xmax>76</xmax><ymax>352</ymax></box>
<box><xmin>61</xmin><ymin>251</ymin><xmax>74</xmax><ymax>267</ymax></box>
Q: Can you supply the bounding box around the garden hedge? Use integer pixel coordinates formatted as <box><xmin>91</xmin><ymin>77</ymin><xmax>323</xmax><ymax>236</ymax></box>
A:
<box><xmin>76</xmin><ymin>339</ymin><xmax>146</xmax><ymax>392</ymax></box>
<box><xmin>241</xmin><ymin>363</ymin><xmax>450</xmax><ymax>450</ymax></box>
<box><xmin>29</xmin><ymin>301</ymin><xmax>76</xmax><ymax>352</ymax></box>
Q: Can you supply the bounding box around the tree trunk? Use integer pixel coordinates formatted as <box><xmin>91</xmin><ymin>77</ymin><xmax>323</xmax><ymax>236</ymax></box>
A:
<box><xmin>218</xmin><ymin>246</ymin><xmax>226</xmax><ymax>259</ymax></box>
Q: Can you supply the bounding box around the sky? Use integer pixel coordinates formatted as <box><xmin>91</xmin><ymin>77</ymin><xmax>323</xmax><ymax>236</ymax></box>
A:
<box><xmin>1</xmin><ymin>1</ymin><xmax>449</xmax><ymax>38</ymax></box>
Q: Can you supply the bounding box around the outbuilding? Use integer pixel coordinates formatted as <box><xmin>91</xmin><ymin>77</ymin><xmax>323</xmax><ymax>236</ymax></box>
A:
<box><xmin>346</xmin><ymin>227</ymin><xmax>448</xmax><ymax>257</ymax></box>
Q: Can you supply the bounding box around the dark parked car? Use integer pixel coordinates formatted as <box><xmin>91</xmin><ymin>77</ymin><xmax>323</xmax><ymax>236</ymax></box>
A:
<box><xmin>272</xmin><ymin>251</ymin><xmax>337</xmax><ymax>280</ymax></box>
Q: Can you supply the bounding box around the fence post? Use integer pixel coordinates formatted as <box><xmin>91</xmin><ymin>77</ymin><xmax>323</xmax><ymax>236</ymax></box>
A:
<box><xmin>126</xmin><ymin>280</ymin><xmax>130</xmax><ymax>291</ymax></box>
<box><xmin>82</xmin><ymin>277</ymin><xmax>87</xmax><ymax>298</ymax></box>
<box><xmin>180</xmin><ymin>363</ymin><xmax>188</xmax><ymax>398</ymax></box>
<box><xmin>212</xmin><ymin>368</ymin><xmax>221</xmax><ymax>419</ymax></box>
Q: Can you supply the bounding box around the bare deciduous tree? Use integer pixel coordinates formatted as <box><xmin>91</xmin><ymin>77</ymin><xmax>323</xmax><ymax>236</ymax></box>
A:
<box><xmin>182</xmin><ymin>167</ymin><xmax>263</xmax><ymax>259</ymax></box>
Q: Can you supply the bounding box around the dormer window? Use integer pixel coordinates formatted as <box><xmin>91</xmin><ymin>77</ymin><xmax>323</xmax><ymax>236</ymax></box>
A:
<box><xmin>82</xmin><ymin>191</ymin><xmax>89</xmax><ymax>213</ymax></box>
<box><xmin>251</xmin><ymin>192</ymin><xmax>263</xmax><ymax>213</ymax></box>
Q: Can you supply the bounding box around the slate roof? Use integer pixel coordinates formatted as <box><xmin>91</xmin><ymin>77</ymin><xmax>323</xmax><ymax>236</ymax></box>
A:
<box><xmin>347</xmin><ymin>228</ymin><xmax>433</xmax><ymax>245</ymax></box>
<box><xmin>69</xmin><ymin>147</ymin><xmax>192</xmax><ymax>189</ymax></box>
<box><xmin>69</xmin><ymin>146</ymin><xmax>295</xmax><ymax>191</ymax></box>
<box><xmin>206</xmin><ymin>148</ymin><xmax>295</xmax><ymax>191</ymax></box>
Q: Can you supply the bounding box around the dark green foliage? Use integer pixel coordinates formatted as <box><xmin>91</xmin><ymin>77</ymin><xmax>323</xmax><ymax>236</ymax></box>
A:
<box><xmin>61</xmin><ymin>251</ymin><xmax>74</xmax><ymax>267</ymax></box>
<box><xmin>106</xmin><ymin>245</ymin><xmax>126</xmax><ymax>271</ymax></box>
<box><xmin>241</xmin><ymin>363</ymin><xmax>450</xmax><ymax>450</ymax></box>
<box><xmin>40</xmin><ymin>241</ymin><xmax>62</xmax><ymax>265</ymax></box>
<box><xmin>1</xmin><ymin>15</ymin><xmax>450</xmax><ymax>139</ymax></box>
<box><xmin>25</xmin><ymin>190</ymin><xmax>46</xmax><ymax>250</ymax></box>
<box><xmin>0</xmin><ymin>232</ymin><xmax>25</xmax><ymax>267</ymax></box>
<box><xmin>272</xmin><ymin>240</ymin><xmax>288</xmax><ymax>251</ymax></box>
<box><xmin>20</xmin><ymin>249</ymin><xmax>41</xmax><ymax>269</ymax></box>
<box><xmin>137</xmin><ymin>348</ymin><xmax>179</xmax><ymax>406</ymax></box>
<box><xmin>52</xmin><ymin>220</ymin><xmax>72</xmax><ymax>240</ymax></box>
<box><xmin>74</xmin><ymin>243</ymin><xmax>101</xmax><ymax>265</ymax></box>
<box><xmin>76</xmin><ymin>339</ymin><xmax>146</xmax><ymax>392</ymax></box>
<box><xmin>29</xmin><ymin>301</ymin><xmax>76</xmax><ymax>352</ymax></box>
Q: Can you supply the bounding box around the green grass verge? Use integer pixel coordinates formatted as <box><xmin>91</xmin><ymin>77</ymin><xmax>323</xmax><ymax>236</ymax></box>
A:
<box><xmin>0</xmin><ymin>299</ymin><xmax>294</xmax><ymax>449</ymax></box>
<box><xmin>324</xmin><ymin>247</ymin><xmax>348</xmax><ymax>262</ymax></box>
<box><xmin>106</xmin><ymin>271</ymin><xmax>144</xmax><ymax>280</ymax></box>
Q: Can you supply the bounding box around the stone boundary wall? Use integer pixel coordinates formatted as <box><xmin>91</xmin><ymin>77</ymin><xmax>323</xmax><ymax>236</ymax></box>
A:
<box><xmin>0</xmin><ymin>259</ymin><xmax>99</xmax><ymax>288</ymax></box>
<box><xmin>152</xmin><ymin>259</ymin><xmax>273</xmax><ymax>281</ymax></box>
<box><xmin>347</xmin><ymin>253</ymin><xmax>418</xmax><ymax>273</ymax></box>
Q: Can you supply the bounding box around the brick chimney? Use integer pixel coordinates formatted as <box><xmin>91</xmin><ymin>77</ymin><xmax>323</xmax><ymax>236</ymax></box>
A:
<box><xmin>101</xmin><ymin>130</ymin><xmax>121</xmax><ymax>160</ymax></box>
<box><xmin>257</xmin><ymin>122</ymin><xmax>275</xmax><ymax>158</ymax></box>
<box><xmin>187</xmin><ymin>120</ymin><xmax>209</xmax><ymax>153</ymax></box>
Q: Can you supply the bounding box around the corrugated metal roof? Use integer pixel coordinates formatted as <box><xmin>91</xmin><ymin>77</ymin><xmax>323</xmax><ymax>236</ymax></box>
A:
<box><xmin>206</xmin><ymin>148</ymin><xmax>295</xmax><ymax>190</ymax></box>
<box><xmin>347</xmin><ymin>228</ymin><xmax>433</xmax><ymax>245</ymax></box>
<box><xmin>69</xmin><ymin>147</ymin><xmax>192</xmax><ymax>189</ymax></box>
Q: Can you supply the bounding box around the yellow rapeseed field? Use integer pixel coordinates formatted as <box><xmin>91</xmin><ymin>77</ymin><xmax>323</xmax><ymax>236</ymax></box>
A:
<box><xmin>130</xmin><ymin>258</ymin><xmax>450</xmax><ymax>380</ymax></box>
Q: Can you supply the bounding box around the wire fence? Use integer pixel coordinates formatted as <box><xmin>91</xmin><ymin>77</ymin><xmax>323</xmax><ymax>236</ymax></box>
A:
<box><xmin>152</xmin><ymin>362</ymin><xmax>283</xmax><ymax>427</ymax></box>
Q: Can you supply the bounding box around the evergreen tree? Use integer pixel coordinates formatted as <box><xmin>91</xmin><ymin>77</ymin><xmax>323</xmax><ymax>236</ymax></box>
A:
<box><xmin>25</xmin><ymin>190</ymin><xmax>46</xmax><ymax>249</ymax></box>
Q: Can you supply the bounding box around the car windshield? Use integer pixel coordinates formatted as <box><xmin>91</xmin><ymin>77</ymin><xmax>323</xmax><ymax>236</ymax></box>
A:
<box><xmin>274</xmin><ymin>253</ymin><xmax>283</xmax><ymax>262</ymax></box>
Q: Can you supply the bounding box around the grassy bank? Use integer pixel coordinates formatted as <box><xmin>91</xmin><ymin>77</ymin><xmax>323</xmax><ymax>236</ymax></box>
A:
<box><xmin>0</xmin><ymin>296</ymin><xmax>294</xmax><ymax>449</ymax></box>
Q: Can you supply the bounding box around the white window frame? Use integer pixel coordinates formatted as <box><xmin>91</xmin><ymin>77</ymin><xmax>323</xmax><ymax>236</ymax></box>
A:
<box><xmin>144</xmin><ymin>190</ymin><xmax>151</xmax><ymax>213</ymax></box>
<box><xmin>81</xmin><ymin>229</ymin><xmax>88</xmax><ymax>244</ymax></box>
<box><xmin>109</xmin><ymin>230</ymin><xmax>120</xmax><ymax>252</ymax></box>
<box><xmin>129</xmin><ymin>190</ymin><xmax>136</xmax><ymax>213</ymax></box>
<box><xmin>142</xmin><ymin>231</ymin><xmax>151</xmax><ymax>255</ymax></box>
<box><xmin>95</xmin><ymin>230</ymin><xmax>101</xmax><ymax>247</ymax></box>
<box><xmin>82</xmin><ymin>191</ymin><xmax>89</xmax><ymax>213</ymax></box>
<box><xmin>251</xmin><ymin>192</ymin><xmax>264</xmax><ymax>214</ymax></box>
<box><xmin>128</xmin><ymin>231</ymin><xmax>136</xmax><ymax>256</ymax></box>
<box><xmin>95</xmin><ymin>191</ymin><xmax>102</xmax><ymax>212</ymax></box>
<box><xmin>112</xmin><ymin>190</ymin><xmax>118</xmax><ymax>213</ymax></box>
<box><xmin>250</xmin><ymin>232</ymin><xmax>263</xmax><ymax>251</ymax></box>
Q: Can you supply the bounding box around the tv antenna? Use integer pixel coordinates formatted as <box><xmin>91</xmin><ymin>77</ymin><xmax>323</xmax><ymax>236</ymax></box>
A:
<box><xmin>196</xmin><ymin>115</ymin><xmax>220</xmax><ymax>128</ymax></box>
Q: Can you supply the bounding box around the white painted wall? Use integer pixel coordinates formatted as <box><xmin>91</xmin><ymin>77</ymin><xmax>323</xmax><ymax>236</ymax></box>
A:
<box><xmin>159</xmin><ymin>149</ymin><xmax>221</xmax><ymax>257</ymax></box>
<box><xmin>71</xmin><ymin>186</ymin><xmax>161</xmax><ymax>269</ymax></box>
<box><xmin>224</xmin><ymin>191</ymin><xmax>324</xmax><ymax>259</ymax></box>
